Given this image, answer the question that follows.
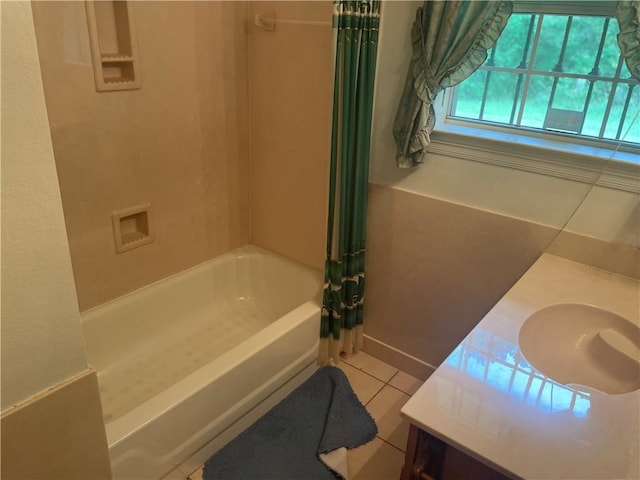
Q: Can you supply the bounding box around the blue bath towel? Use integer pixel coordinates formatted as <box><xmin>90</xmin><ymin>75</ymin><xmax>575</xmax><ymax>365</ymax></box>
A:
<box><xmin>203</xmin><ymin>366</ymin><xmax>378</xmax><ymax>480</ymax></box>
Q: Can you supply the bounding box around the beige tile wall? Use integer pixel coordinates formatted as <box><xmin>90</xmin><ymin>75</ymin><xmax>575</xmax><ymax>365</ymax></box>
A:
<box><xmin>31</xmin><ymin>1</ymin><xmax>250</xmax><ymax>310</ymax></box>
<box><xmin>1</xmin><ymin>369</ymin><xmax>112</xmax><ymax>480</ymax></box>
<box><xmin>247</xmin><ymin>1</ymin><xmax>333</xmax><ymax>270</ymax></box>
<box><xmin>364</xmin><ymin>184</ymin><xmax>558</xmax><ymax>369</ymax></box>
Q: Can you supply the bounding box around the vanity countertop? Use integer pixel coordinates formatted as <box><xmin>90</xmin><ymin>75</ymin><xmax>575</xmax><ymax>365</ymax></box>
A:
<box><xmin>401</xmin><ymin>253</ymin><xmax>640</xmax><ymax>480</ymax></box>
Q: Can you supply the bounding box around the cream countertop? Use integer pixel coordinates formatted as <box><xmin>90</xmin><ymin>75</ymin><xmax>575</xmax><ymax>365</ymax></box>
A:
<box><xmin>401</xmin><ymin>254</ymin><xmax>639</xmax><ymax>480</ymax></box>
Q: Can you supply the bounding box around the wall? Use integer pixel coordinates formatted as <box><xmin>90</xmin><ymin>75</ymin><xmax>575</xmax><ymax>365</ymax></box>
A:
<box><xmin>363</xmin><ymin>1</ymin><xmax>639</xmax><ymax>377</ymax></box>
<box><xmin>1</xmin><ymin>0</ymin><xmax>88</xmax><ymax>410</ymax></box>
<box><xmin>32</xmin><ymin>0</ymin><xmax>332</xmax><ymax>308</ymax></box>
<box><xmin>364</xmin><ymin>185</ymin><xmax>557</xmax><ymax>377</ymax></box>
<box><xmin>31</xmin><ymin>1</ymin><xmax>250</xmax><ymax>311</ymax></box>
<box><xmin>1</xmin><ymin>3</ymin><xmax>330</xmax><ymax>476</ymax></box>
<box><xmin>370</xmin><ymin>1</ymin><xmax>638</xmax><ymax>241</ymax></box>
<box><xmin>1</xmin><ymin>371</ymin><xmax>112</xmax><ymax>480</ymax></box>
<box><xmin>247</xmin><ymin>1</ymin><xmax>332</xmax><ymax>270</ymax></box>
<box><xmin>1</xmin><ymin>2</ymin><xmax>111</xmax><ymax>477</ymax></box>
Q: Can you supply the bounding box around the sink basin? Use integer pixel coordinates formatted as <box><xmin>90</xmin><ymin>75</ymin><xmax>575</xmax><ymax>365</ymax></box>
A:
<box><xmin>519</xmin><ymin>303</ymin><xmax>640</xmax><ymax>394</ymax></box>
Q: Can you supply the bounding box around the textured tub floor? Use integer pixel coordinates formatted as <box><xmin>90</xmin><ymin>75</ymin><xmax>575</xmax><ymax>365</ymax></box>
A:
<box><xmin>99</xmin><ymin>298</ymin><xmax>271</xmax><ymax>422</ymax></box>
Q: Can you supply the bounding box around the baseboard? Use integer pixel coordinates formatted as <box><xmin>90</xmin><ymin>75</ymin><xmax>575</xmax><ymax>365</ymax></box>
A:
<box><xmin>362</xmin><ymin>335</ymin><xmax>437</xmax><ymax>381</ymax></box>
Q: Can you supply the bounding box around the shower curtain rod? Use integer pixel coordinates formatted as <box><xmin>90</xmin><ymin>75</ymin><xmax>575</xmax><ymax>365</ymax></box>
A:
<box><xmin>254</xmin><ymin>12</ymin><xmax>332</xmax><ymax>31</ymax></box>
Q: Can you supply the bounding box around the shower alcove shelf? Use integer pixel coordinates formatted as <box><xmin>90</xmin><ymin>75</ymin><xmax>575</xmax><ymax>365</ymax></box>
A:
<box><xmin>85</xmin><ymin>0</ymin><xmax>141</xmax><ymax>92</ymax></box>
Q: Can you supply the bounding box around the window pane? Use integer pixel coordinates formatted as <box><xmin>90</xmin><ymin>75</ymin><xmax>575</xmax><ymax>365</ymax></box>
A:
<box><xmin>520</xmin><ymin>75</ymin><xmax>553</xmax><ymax>129</ymax></box>
<box><xmin>451</xmin><ymin>68</ymin><xmax>485</xmax><ymax>118</ymax></box>
<box><xmin>562</xmin><ymin>16</ymin><xmax>607</xmax><ymax>75</ymax></box>
<box><xmin>620</xmin><ymin>87</ymin><xmax>640</xmax><ymax>143</ymax></box>
<box><xmin>582</xmin><ymin>81</ymin><xmax>612</xmax><ymax>137</ymax></box>
<box><xmin>603</xmin><ymin>84</ymin><xmax>636</xmax><ymax>140</ymax></box>
<box><xmin>532</xmin><ymin>15</ymin><xmax>566</xmax><ymax>71</ymax></box>
<box><xmin>481</xmin><ymin>72</ymin><xmax>521</xmax><ymax>124</ymax></box>
<box><xmin>492</xmin><ymin>14</ymin><xmax>536</xmax><ymax>68</ymax></box>
<box><xmin>600</xmin><ymin>19</ymin><xmax>622</xmax><ymax>78</ymax></box>
<box><xmin>532</xmin><ymin>15</ymin><xmax>619</xmax><ymax>76</ymax></box>
<box><xmin>550</xmin><ymin>77</ymin><xmax>588</xmax><ymax>111</ymax></box>
<box><xmin>446</xmin><ymin>10</ymin><xmax>639</xmax><ymax>148</ymax></box>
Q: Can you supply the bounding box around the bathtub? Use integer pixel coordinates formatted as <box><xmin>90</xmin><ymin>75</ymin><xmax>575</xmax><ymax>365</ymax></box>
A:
<box><xmin>81</xmin><ymin>246</ymin><xmax>322</xmax><ymax>479</ymax></box>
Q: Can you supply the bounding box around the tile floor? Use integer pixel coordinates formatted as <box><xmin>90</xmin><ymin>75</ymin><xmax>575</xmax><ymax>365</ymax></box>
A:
<box><xmin>186</xmin><ymin>352</ymin><xmax>423</xmax><ymax>480</ymax></box>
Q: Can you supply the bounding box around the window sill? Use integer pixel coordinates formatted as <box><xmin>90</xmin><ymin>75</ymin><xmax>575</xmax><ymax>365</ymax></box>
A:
<box><xmin>429</xmin><ymin>124</ymin><xmax>639</xmax><ymax>193</ymax></box>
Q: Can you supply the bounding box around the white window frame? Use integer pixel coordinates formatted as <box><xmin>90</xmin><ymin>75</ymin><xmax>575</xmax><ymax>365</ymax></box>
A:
<box><xmin>431</xmin><ymin>1</ymin><xmax>639</xmax><ymax>194</ymax></box>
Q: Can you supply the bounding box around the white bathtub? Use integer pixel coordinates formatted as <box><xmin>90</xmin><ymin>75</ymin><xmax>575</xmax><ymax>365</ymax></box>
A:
<box><xmin>81</xmin><ymin>246</ymin><xmax>322</xmax><ymax>479</ymax></box>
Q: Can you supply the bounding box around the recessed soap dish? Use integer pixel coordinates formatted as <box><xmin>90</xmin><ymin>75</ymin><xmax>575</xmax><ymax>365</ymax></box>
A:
<box><xmin>111</xmin><ymin>204</ymin><xmax>154</xmax><ymax>253</ymax></box>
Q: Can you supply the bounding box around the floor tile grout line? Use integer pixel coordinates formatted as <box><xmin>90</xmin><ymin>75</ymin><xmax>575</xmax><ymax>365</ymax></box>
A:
<box><xmin>346</xmin><ymin>360</ymin><xmax>416</xmax><ymax>407</ymax></box>
<box><xmin>365</xmin><ymin>379</ymin><xmax>410</xmax><ymax>408</ymax></box>
<box><xmin>341</xmin><ymin>360</ymin><xmax>397</xmax><ymax>388</ymax></box>
<box><xmin>386</xmin><ymin>370</ymin><xmax>422</xmax><ymax>397</ymax></box>
<box><xmin>365</xmin><ymin>366</ymin><xmax>413</xmax><ymax>458</ymax></box>
<box><xmin>340</xmin><ymin>354</ymin><xmax>399</xmax><ymax>384</ymax></box>
<box><xmin>377</xmin><ymin>435</ymin><xmax>407</xmax><ymax>454</ymax></box>
<box><xmin>350</xmin><ymin>366</ymin><xmax>398</xmax><ymax>384</ymax></box>
<box><xmin>342</xmin><ymin>357</ymin><xmax>419</xmax><ymax>396</ymax></box>
<box><xmin>364</xmin><ymin>382</ymin><xmax>386</xmax><ymax>407</ymax></box>
<box><xmin>384</xmin><ymin>382</ymin><xmax>412</xmax><ymax>397</ymax></box>
<box><xmin>387</xmin><ymin>370</ymin><xmax>400</xmax><ymax>385</ymax></box>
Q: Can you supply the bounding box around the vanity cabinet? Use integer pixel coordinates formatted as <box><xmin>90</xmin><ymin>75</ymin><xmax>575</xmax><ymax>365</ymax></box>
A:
<box><xmin>400</xmin><ymin>425</ymin><xmax>510</xmax><ymax>480</ymax></box>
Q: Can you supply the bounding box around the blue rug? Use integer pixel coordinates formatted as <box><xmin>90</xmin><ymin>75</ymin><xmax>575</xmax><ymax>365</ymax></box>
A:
<box><xmin>203</xmin><ymin>366</ymin><xmax>378</xmax><ymax>480</ymax></box>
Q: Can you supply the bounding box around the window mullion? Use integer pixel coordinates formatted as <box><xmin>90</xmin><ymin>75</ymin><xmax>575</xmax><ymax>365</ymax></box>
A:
<box><xmin>479</xmin><ymin>47</ymin><xmax>498</xmax><ymax>120</ymax></box>
<box><xmin>599</xmin><ymin>54</ymin><xmax>624</xmax><ymax>139</ymax></box>
<box><xmin>515</xmin><ymin>15</ymin><xmax>544</xmax><ymax>126</ymax></box>
<box><xmin>616</xmin><ymin>84</ymin><xmax>635</xmax><ymax>140</ymax></box>
<box><xmin>482</xmin><ymin>66</ymin><xmax>636</xmax><ymax>85</ymax></box>
<box><xmin>449</xmin><ymin>82</ymin><xmax>459</xmax><ymax>117</ymax></box>
<box><xmin>509</xmin><ymin>14</ymin><xmax>538</xmax><ymax>124</ymax></box>
<box><xmin>579</xmin><ymin>17</ymin><xmax>611</xmax><ymax>134</ymax></box>
<box><xmin>547</xmin><ymin>16</ymin><xmax>573</xmax><ymax>110</ymax></box>
<box><xmin>589</xmin><ymin>18</ymin><xmax>610</xmax><ymax>78</ymax></box>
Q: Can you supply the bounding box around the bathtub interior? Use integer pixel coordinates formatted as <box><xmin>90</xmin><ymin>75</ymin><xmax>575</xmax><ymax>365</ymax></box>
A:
<box><xmin>81</xmin><ymin>245</ymin><xmax>322</xmax><ymax>423</ymax></box>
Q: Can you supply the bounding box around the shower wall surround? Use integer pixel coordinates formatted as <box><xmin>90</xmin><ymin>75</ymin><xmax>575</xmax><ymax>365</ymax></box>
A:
<box><xmin>32</xmin><ymin>1</ymin><xmax>332</xmax><ymax>310</ymax></box>
<box><xmin>247</xmin><ymin>1</ymin><xmax>332</xmax><ymax>270</ymax></box>
<box><xmin>32</xmin><ymin>1</ymin><xmax>250</xmax><ymax>310</ymax></box>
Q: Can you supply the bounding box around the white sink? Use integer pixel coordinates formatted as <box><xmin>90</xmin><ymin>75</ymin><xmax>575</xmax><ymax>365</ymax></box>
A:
<box><xmin>519</xmin><ymin>303</ymin><xmax>640</xmax><ymax>394</ymax></box>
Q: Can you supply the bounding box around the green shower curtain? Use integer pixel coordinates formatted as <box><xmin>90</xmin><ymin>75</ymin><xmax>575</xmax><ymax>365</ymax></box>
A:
<box><xmin>319</xmin><ymin>0</ymin><xmax>380</xmax><ymax>365</ymax></box>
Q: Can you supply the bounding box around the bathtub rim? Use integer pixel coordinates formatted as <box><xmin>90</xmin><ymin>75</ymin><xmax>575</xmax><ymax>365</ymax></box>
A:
<box><xmin>80</xmin><ymin>244</ymin><xmax>321</xmax><ymax>317</ymax></box>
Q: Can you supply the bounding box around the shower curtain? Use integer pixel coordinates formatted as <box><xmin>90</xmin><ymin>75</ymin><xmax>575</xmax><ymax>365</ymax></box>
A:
<box><xmin>319</xmin><ymin>0</ymin><xmax>380</xmax><ymax>366</ymax></box>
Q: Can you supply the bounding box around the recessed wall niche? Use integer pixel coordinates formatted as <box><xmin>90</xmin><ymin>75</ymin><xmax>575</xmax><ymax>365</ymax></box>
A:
<box><xmin>85</xmin><ymin>1</ymin><xmax>141</xmax><ymax>92</ymax></box>
<box><xmin>111</xmin><ymin>204</ymin><xmax>154</xmax><ymax>253</ymax></box>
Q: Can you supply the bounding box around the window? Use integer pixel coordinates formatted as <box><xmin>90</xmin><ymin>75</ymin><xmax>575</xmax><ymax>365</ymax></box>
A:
<box><xmin>438</xmin><ymin>2</ymin><xmax>639</xmax><ymax>162</ymax></box>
